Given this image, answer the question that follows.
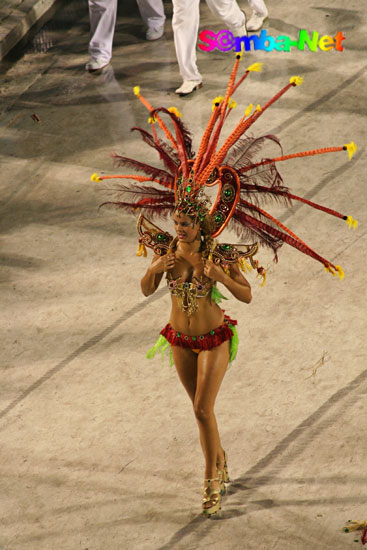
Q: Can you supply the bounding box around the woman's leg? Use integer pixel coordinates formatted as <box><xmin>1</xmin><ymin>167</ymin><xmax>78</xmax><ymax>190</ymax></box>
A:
<box><xmin>171</xmin><ymin>346</ymin><xmax>198</xmax><ymax>403</ymax></box>
<box><xmin>195</xmin><ymin>341</ymin><xmax>229</xmax><ymax>484</ymax></box>
<box><xmin>172</xmin><ymin>346</ymin><xmax>207</xmax><ymax>454</ymax></box>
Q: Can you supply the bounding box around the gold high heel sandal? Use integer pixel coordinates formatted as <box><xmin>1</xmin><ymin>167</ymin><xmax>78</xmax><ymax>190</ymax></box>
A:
<box><xmin>202</xmin><ymin>477</ymin><xmax>222</xmax><ymax>517</ymax></box>
<box><xmin>217</xmin><ymin>450</ymin><xmax>230</xmax><ymax>484</ymax></box>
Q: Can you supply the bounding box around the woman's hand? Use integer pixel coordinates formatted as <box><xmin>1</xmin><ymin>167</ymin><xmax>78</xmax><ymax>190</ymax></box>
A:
<box><xmin>203</xmin><ymin>260</ymin><xmax>226</xmax><ymax>283</ymax></box>
<box><xmin>149</xmin><ymin>252</ymin><xmax>176</xmax><ymax>274</ymax></box>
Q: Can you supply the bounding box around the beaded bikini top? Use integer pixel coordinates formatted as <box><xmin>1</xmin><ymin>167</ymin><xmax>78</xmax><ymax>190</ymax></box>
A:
<box><xmin>167</xmin><ymin>274</ymin><xmax>212</xmax><ymax>316</ymax></box>
<box><xmin>135</xmin><ymin>214</ymin><xmax>261</xmax><ymax>316</ymax></box>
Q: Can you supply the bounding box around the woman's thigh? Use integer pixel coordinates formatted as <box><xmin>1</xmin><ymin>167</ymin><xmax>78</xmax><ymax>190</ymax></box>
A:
<box><xmin>171</xmin><ymin>346</ymin><xmax>199</xmax><ymax>403</ymax></box>
<box><xmin>195</xmin><ymin>340</ymin><xmax>230</xmax><ymax>410</ymax></box>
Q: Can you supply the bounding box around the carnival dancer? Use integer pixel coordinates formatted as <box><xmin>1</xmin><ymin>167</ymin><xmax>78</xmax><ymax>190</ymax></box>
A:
<box><xmin>91</xmin><ymin>55</ymin><xmax>357</xmax><ymax>516</ymax></box>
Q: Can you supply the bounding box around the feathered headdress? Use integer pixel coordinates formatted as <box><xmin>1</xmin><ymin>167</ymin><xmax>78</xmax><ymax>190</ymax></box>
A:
<box><xmin>91</xmin><ymin>55</ymin><xmax>358</xmax><ymax>280</ymax></box>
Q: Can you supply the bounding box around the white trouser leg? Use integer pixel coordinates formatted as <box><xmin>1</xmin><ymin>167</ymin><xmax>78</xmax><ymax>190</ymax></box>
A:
<box><xmin>136</xmin><ymin>0</ymin><xmax>165</xmax><ymax>28</ymax></box>
<box><xmin>88</xmin><ymin>0</ymin><xmax>117</xmax><ymax>62</ymax></box>
<box><xmin>248</xmin><ymin>0</ymin><xmax>268</xmax><ymax>17</ymax></box>
<box><xmin>205</xmin><ymin>0</ymin><xmax>245</xmax><ymax>33</ymax></box>
<box><xmin>172</xmin><ymin>0</ymin><xmax>202</xmax><ymax>82</ymax></box>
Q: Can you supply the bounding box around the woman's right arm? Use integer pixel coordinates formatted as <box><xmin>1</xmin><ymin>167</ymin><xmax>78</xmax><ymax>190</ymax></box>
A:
<box><xmin>140</xmin><ymin>253</ymin><xmax>176</xmax><ymax>296</ymax></box>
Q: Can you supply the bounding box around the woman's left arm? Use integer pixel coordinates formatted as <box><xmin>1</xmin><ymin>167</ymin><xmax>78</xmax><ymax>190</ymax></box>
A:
<box><xmin>204</xmin><ymin>260</ymin><xmax>252</xmax><ymax>304</ymax></box>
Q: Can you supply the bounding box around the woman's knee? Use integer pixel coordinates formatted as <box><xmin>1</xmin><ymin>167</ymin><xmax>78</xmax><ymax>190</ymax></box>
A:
<box><xmin>194</xmin><ymin>401</ymin><xmax>214</xmax><ymax>422</ymax></box>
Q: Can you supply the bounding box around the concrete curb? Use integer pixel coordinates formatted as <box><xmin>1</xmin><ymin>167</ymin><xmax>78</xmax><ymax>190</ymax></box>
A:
<box><xmin>0</xmin><ymin>0</ymin><xmax>59</xmax><ymax>61</ymax></box>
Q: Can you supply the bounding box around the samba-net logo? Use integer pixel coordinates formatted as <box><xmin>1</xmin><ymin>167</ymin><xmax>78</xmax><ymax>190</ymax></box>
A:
<box><xmin>198</xmin><ymin>29</ymin><xmax>345</xmax><ymax>53</ymax></box>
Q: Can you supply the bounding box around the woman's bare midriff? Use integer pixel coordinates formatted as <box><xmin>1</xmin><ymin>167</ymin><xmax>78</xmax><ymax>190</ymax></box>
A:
<box><xmin>168</xmin><ymin>293</ymin><xmax>225</xmax><ymax>335</ymax></box>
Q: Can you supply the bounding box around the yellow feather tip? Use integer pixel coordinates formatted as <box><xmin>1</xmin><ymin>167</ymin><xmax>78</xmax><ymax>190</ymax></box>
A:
<box><xmin>212</xmin><ymin>96</ymin><xmax>224</xmax><ymax>111</ymax></box>
<box><xmin>90</xmin><ymin>173</ymin><xmax>101</xmax><ymax>182</ymax></box>
<box><xmin>246</xmin><ymin>62</ymin><xmax>263</xmax><ymax>72</ymax></box>
<box><xmin>335</xmin><ymin>265</ymin><xmax>345</xmax><ymax>280</ymax></box>
<box><xmin>255</xmin><ymin>104</ymin><xmax>262</xmax><ymax>112</ymax></box>
<box><xmin>345</xmin><ymin>215</ymin><xmax>358</xmax><ymax>230</ymax></box>
<box><xmin>136</xmin><ymin>243</ymin><xmax>147</xmax><ymax>257</ymax></box>
<box><xmin>344</xmin><ymin>141</ymin><xmax>357</xmax><ymax>160</ymax></box>
<box><xmin>244</xmin><ymin>103</ymin><xmax>253</xmax><ymax>117</ymax></box>
<box><xmin>290</xmin><ymin>76</ymin><xmax>304</xmax><ymax>86</ymax></box>
<box><xmin>228</xmin><ymin>98</ymin><xmax>237</xmax><ymax>110</ymax></box>
<box><xmin>256</xmin><ymin>269</ymin><xmax>266</xmax><ymax>286</ymax></box>
<box><xmin>168</xmin><ymin>107</ymin><xmax>182</xmax><ymax>118</ymax></box>
<box><xmin>324</xmin><ymin>265</ymin><xmax>336</xmax><ymax>277</ymax></box>
<box><xmin>148</xmin><ymin>116</ymin><xmax>157</xmax><ymax>124</ymax></box>
<box><xmin>133</xmin><ymin>86</ymin><xmax>140</xmax><ymax>96</ymax></box>
<box><xmin>324</xmin><ymin>264</ymin><xmax>344</xmax><ymax>280</ymax></box>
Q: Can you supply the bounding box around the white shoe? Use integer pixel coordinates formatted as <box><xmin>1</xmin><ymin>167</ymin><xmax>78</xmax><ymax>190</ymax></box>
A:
<box><xmin>85</xmin><ymin>58</ymin><xmax>110</xmax><ymax>71</ymax></box>
<box><xmin>175</xmin><ymin>80</ymin><xmax>203</xmax><ymax>96</ymax></box>
<box><xmin>246</xmin><ymin>12</ymin><xmax>268</xmax><ymax>32</ymax></box>
<box><xmin>146</xmin><ymin>24</ymin><xmax>164</xmax><ymax>41</ymax></box>
<box><xmin>232</xmin><ymin>12</ymin><xmax>247</xmax><ymax>37</ymax></box>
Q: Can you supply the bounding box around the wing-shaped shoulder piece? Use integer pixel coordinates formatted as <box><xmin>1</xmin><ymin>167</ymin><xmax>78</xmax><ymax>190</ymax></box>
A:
<box><xmin>137</xmin><ymin>213</ymin><xmax>175</xmax><ymax>256</ymax></box>
<box><xmin>211</xmin><ymin>242</ymin><xmax>259</xmax><ymax>265</ymax></box>
<box><xmin>210</xmin><ymin>241</ymin><xmax>266</xmax><ymax>284</ymax></box>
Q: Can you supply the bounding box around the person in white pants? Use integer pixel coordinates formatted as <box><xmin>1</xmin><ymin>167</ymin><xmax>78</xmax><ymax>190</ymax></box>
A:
<box><xmin>173</xmin><ymin>0</ymin><xmax>268</xmax><ymax>95</ymax></box>
<box><xmin>86</xmin><ymin>0</ymin><xmax>165</xmax><ymax>71</ymax></box>
<box><xmin>246</xmin><ymin>0</ymin><xmax>268</xmax><ymax>32</ymax></box>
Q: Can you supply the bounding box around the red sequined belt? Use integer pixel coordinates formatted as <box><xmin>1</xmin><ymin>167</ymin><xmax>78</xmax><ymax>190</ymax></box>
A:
<box><xmin>160</xmin><ymin>314</ymin><xmax>237</xmax><ymax>351</ymax></box>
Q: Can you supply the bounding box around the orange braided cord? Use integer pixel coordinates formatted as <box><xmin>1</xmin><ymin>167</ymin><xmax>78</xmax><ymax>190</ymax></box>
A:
<box><xmin>241</xmin><ymin>183</ymin><xmax>346</xmax><ymax>220</ymax></box>
<box><xmin>151</xmin><ymin>122</ymin><xmax>158</xmax><ymax>143</ymax></box>
<box><xmin>240</xmin><ymin>198</ymin><xmax>309</xmax><ymax>248</ymax></box>
<box><xmin>239</xmin><ymin>209</ymin><xmax>337</xmax><ymax>269</ymax></box>
<box><xmin>196</xmin><ymin>57</ymin><xmax>241</xmax><ymax>179</ymax></box>
<box><xmin>137</xmin><ymin>94</ymin><xmax>178</xmax><ymax>151</ymax></box>
<box><xmin>240</xmin><ymin>146</ymin><xmax>345</xmax><ymax>172</ymax></box>
<box><xmin>198</xmin><ymin>113</ymin><xmax>251</xmax><ymax>184</ymax></box>
<box><xmin>205</xmin><ymin>82</ymin><xmax>295</xmax><ymax>174</ymax></box>
<box><xmin>192</xmin><ymin>106</ymin><xmax>221</xmax><ymax>175</ymax></box>
<box><xmin>221</xmin><ymin>56</ymin><xmax>241</xmax><ymax>118</ymax></box>
<box><xmin>231</xmin><ymin>70</ymin><xmax>250</xmax><ymax>95</ymax></box>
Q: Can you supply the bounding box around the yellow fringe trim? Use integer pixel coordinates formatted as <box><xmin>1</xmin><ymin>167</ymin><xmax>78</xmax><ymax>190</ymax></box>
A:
<box><xmin>345</xmin><ymin>215</ymin><xmax>358</xmax><ymax>230</ymax></box>
<box><xmin>256</xmin><ymin>270</ymin><xmax>266</xmax><ymax>286</ymax></box>
<box><xmin>90</xmin><ymin>173</ymin><xmax>101</xmax><ymax>182</ymax></box>
<box><xmin>168</xmin><ymin>107</ymin><xmax>182</xmax><ymax>118</ymax></box>
<box><xmin>136</xmin><ymin>242</ymin><xmax>147</xmax><ymax>257</ymax></box>
<box><xmin>238</xmin><ymin>258</ymin><xmax>252</xmax><ymax>273</ymax></box>
<box><xmin>246</xmin><ymin>62</ymin><xmax>263</xmax><ymax>72</ymax></box>
<box><xmin>344</xmin><ymin>141</ymin><xmax>357</xmax><ymax>160</ymax></box>
<box><xmin>290</xmin><ymin>76</ymin><xmax>304</xmax><ymax>86</ymax></box>
<box><xmin>133</xmin><ymin>86</ymin><xmax>140</xmax><ymax>96</ymax></box>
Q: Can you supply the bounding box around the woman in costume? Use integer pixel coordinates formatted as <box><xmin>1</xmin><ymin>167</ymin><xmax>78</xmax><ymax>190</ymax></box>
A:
<box><xmin>92</xmin><ymin>54</ymin><xmax>357</xmax><ymax>516</ymax></box>
<box><xmin>140</xmin><ymin>199</ymin><xmax>252</xmax><ymax>516</ymax></box>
